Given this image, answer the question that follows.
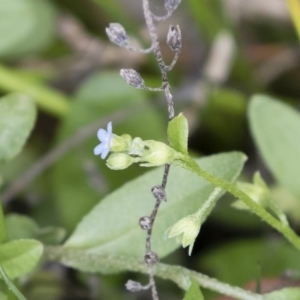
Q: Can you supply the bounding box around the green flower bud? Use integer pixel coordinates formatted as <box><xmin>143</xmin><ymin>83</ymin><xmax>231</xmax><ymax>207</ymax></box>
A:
<box><xmin>110</xmin><ymin>134</ymin><xmax>132</xmax><ymax>152</ymax></box>
<box><xmin>106</xmin><ymin>153</ymin><xmax>134</xmax><ymax>170</ymax></box>
<box><xmin>166</xmin><ymin>214</ymin><xmax>201</xmax><ymax>256</ymax></box>
<box><xmin>128</xmin><ymin>137</ymin><xmax>146</xmax><ymax>156</ymax></box>
<box><xmin>232</xmin><ymin>172</ymin><xmax>270</xmax><ymax>210</ymax></box>
<box><xmin>140</xmin><ymin>140</ymin><xmax>179</xmax><ymax>167</ymax></box>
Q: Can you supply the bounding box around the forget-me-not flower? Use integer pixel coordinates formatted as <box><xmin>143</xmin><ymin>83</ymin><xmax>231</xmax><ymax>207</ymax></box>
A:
<box><xmin>94</xmin><ymin>122</ymin><xmax>113</xmax><ymax>159</ymax></box>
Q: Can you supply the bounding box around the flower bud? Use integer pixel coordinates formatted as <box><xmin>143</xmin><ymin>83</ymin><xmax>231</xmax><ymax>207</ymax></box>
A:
<box><xmin>106</xmin><ymin>153</ymin><xmax>134</xmax><ymax>170</ymax></box>
<box><xmin>139</xmin><ymin>216</ymin><xmax>152</xmax><ymax>230</ymax></box>
<box><xmin>144</xmin><ymin>251</ymin><xmax>159</xmax><ymax>265</ymax></box>
<box><xmin>167</xmin><ymin>25</ymin><xmax>181</xmax><ymax>52</ymax></box>
<box><xmin>151</xmin><ymin>185</ymin><xmax>166</xmax><ymax>202</ymax></box>
<box><xmin>120</xmin><ymin>69</ymin><xmax>145</xmax><ymax>89</ymax></box>
<box><xmin>125</xmin><ymin>280</ymin><xmax>143</xmax><ymax>292</ymax></box>
<box><xmin>165</xmin><ymin>0</ymin><xmax>181</xmax><ymax>11</ymax></box>
<box><xmin>106</xmin><ymin>23</ymin><xmax>129</xmax><ymax>47</ymax></box>
<box><xmin>166</xmin><ymin>214</ymin><xmax>201</xmax><ymax>255</ymax></box>
<box><xmin>141</xmin><ymin>141</ymin><xmax>179</xmax><ymax>167</ymax></box>
<box><xmin>110</xmin><ymin>134</ymin><xmax>132</xmax><ymax>152</ymax></box>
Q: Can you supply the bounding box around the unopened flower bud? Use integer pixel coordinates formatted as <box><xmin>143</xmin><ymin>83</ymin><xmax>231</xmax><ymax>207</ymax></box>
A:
<box><xmin>151</xmin><ymin>185</ymin><xmax>166</xmax><ymax>202</ymax></box>
<box><xmin>106</xmin><ymin>23</ymin><xmax>129</xmax><ymax>47</ymax></box>
<box><xmin>125</xmin><ymin>280</ymin><xmax>143</xmax><ymax>292</ymax></box>
<box><xmin>165</xmin><ymin>0</ymin><xmax>181</xmax><ymax>11</ymax></box>
<box><xmin>166</xmin><ymin>214</ymin><xmax>201</xmax><ymax>256</ymax></box>
<box><xmin>106</xmin><ymin>153</ymin><xmax>133</xmax><ymax>170</ymax></box>
<box><xmin>141</xmin><ymin>140</ymin><xmax>179</xmax><ymax>167</ymax></box>
<box><xmin>139</xmin><ymin>216</ymin><xmax>152</xmax><ymax>230</ymax></box>
<box><xmin>167</xmin><ymin>25</ymin><xmax>181</xmax><ymax>52</ymax></box>
<box><xmin>120</xmin><ymin>69</ymin><xmax>145</xmax><ymax>88</ymax></box>
<box><xmin>144</xmin><ymin>251</ymin><xmax>159</xmax><ymax>265</ymax></box>
<box><xmin>110</xmin><ymin>134</ymin><xmax>132</xmax><ymax>152</ymax></box>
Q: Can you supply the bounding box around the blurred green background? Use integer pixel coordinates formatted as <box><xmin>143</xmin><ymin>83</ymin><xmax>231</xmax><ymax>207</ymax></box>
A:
<box><xmin>1</xmin><ymin>0</ymin><xmax>300</xmax><ymax>299</ymax></box>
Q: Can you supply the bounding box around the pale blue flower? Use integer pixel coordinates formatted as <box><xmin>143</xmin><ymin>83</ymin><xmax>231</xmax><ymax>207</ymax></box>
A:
<box><xmin>94</xmin><ymin>122</ymin><xmax>113</xmax><ymax>159</ymax></box>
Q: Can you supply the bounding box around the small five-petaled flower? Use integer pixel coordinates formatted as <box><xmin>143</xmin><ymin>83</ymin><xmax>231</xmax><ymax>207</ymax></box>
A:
<box><xmin>94</xmin><ymin>122</ymin><xmax>113</xmax><ymax>159</ymax></box>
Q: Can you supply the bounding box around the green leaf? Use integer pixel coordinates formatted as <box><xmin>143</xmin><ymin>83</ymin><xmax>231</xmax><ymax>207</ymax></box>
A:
<box><xmin>168</xmin><ymin>113</ymin><xmax>188</xmax><ymax>154</ymax></box>
<box><xmin>51</xmin><ymin>71</ymin><xmax>165</xmax><ymax>230</ymax></box>
<box><xmin>0</xmin><ymin>0</ymin><xmax>57</xmax><ymax>59</ymax></box>
<box><xmin>5</xmin><ymin>214</ymin><xmax>66</xmax><ymax>245</ymax></box>
<box><xmin>200</xmin><ymin>238</ymin><xmax>300</xmax><ymax>286</ymax></box>
<box><xmin>0</xmin><ymin>239</ymin><xmax>43</xmax><ymax>280</ymax></box>
<box><xmin>249</xmin><ymin>95</ymin><xmax>300</xmax><ymax>199</ymax></box>
<box><xmin>63</xmin><ymin>152</ymin><xmax>244</xmax><ymax>260</ymax></box>
<box><xmin>0</xmin><ymin>93</ymin><xmax>36</xmax><ymax>162</ymax></box>
<box><xmin>0</xmin><ymin>289</ymin><xmax>7</xmax><ymax>300</ymax></box>
<box><xmin>0</xmin><ymin>266</ymin><xmax>26</xmax><ymax>300</ymax></box>
<box><xmin>183</xmin><ymin>279</ymin><xmax>204</xmax><ymax>300</ymax></box>
<box><xmin>5</xmin><ymin>214</ymin><xmax>38</xmax><ymax>241</ymax></box>
<box><xmin>51</xmin><ymin>248</ymin><xmax>260</xmax><ymax>299</ymax></box>
<box><xmin>263</xmin><ymin>288</ymin><xmax>300</xmax><ymax>300</ymax></box>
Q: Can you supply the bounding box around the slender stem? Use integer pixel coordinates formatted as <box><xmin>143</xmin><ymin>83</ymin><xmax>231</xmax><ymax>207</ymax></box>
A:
<box><xmin>126</xmin><ymin>44</ymin><xmax>155</xmax><ymax>53</ymax></box>
<box><xmin>141</xmin><ymin>1</ymin><xmax>177</xmax><ymax>299</ymax></box>
<box><xmin>48</xmin><ymin>247</ymin><xmax>262</xmax><ymax>300</ymax></box>
<box><xmin>142</xmin><ymin>0</ymin><xmax>174</xmax><ymax>120</ymax></box>
<box><xmin>166</xmin><ymin>51</ymin><xmax>180</xmax><ymax>72</ymax></box>
<box><xmin>151</xmin><ymin>11</ymin><xmax>172</xmax><ymax>22</ymax></box>
<box><xmin>0</xmin><ymin>265</ymin><xmax>27</xmax><ymax>300</ymax></box>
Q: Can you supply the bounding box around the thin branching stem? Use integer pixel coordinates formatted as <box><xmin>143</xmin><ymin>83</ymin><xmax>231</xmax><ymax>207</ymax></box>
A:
<box><xmin>141</xmin><ymin>1</ymin><xmax>178</xmax><ymax>299</ymax></box>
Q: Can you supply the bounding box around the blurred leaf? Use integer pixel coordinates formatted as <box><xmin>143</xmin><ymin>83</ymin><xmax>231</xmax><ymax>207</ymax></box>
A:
<box><xmin>183</xmin><ymin>280</ymin><xmax>204</xmax><ymax>300</ymax></box>
<box><xmin>0</xmin><ymin>93</ymin><xmax>36</xmax><ymax>162</ymax></box>
<box><xmin>0</xmin><ymin>0</ymin><xmax>57</xmax><ymax>59</ymax></box>
<box><xmin>52</xmin><ymin>71</ymin><xmax>165</xmax><ymax>230</ymax></box>
<box><xmin>168</xmin><ymin>113</ymin><xmax>188</xmax><ymax>155</ymax></box>
<box><xmin>0</xmin><ymin>290</ymin><xmax>7</xmax><ymax>300</ymax></box>
<box><xmin>200</xmin><ymin>239</ymin><xmax>300</xmax><ymax>286</ymax></box>
<box><xmin>63</xmin><ymin>152</ymin><xmax>244</xmax><ymax>260</ymax></box>
<box><xmin>271</xmin><ymin>186</ymin><xmax>300</xmax><ymax>224</ymax></box>
<box><xmin>5</xmin><ymin>214</ymin><xmax>66</xmax><ymax>245</ymax></box>
<box><xmin>0</xmin><ymin>65</ymin><xmax>70</xmax><ymax>117</ymax></box>
<box><xmin>249</xmin><ymin>95</ymin><xmax>300</xmax><ymax>199</ymax></box>
<box><xmin>201</xmin><ymin>87</ymin><xmax>247</xmax><ymax>152</ymax></box>
<box><xmin>92</xmin><ymin>0</ymin><xmax>136</xmax><ymax>30</ymax></box>
<box><xmin>5</xmin><ymin>214</ymin><xmax>38</xmax><ymax>241</ymax></box>
<box><xmin>0</xmin><ymin>205</ymin><xmax>6</xmax><ymax>244</ymax></box>
<box><xmin>186</xmin><ymin>0</ymin><xmax>229</xmax><ymax>42</ymax></box>
<box><xmin>264</xmin><ymin>287</ymin><xmax>300</xmax><ymax>300</ymax></box>
<box><xmin>286</xmin><ymin>0</ymin><xmax>300</xmax><ymax>41</ymax></box>
<box><xmin>0</xmin><ymin>265</ymin><xmax>26</xmax><ymax>300</ymax></box>
<box><xmin>0</xmin><ymin>239</ymin><xmax>43</xmax><ymax>280</ymax></box>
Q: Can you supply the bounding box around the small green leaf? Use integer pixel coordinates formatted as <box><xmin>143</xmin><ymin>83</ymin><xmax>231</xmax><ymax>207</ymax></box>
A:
<box><xmin>0</xmin><ymin>93</ymin><xmax>36</xmax><ymax>162</ymax></box>
<box><xmin>5</xmin><ymin>214</ymin><xmax>66</xmax><ymax>245</ymax></box>
<box><xmin>183</xmin><ymin>279</ymin><xmax>204</xmax><ymax>300</ymax></box>
<box><xmin>249</xmin><ymin>95</ymin><xmax>300</xmax><ymax>199</ymax></box>
<box><xmin>263</xmin><ymin>288</ymin><xmax>300</xmax><ymax>300</ymax></box>
<box><xmin>5</xmin><ymin>214</ymin><xmax>38</xmax><ymax>241</ymax></box>
<box><xmin>0</xmin><ymin>239</ymin><xmax>43</xmax><ymax>279</ymax></box>
<box><xmin>168</xmin><ymin>113</ymin><xmax>189</xmax><ymax>154</ymax></box>
<box><xmin>0</xmin><ymin>265</ymin><xmax>26</xmax><ymax>300</ymax></box>
<box><xmin>64</xmin><ymin>152</ymin><xmax>244</xmax><ymax>260</ymax></box>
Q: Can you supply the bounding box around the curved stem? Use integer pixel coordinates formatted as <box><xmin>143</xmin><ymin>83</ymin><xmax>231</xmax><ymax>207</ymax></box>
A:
<box><xmin>181</xmin><ymin>156</ymin><xmax>300</xmax><ymax>250</ymax></box>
